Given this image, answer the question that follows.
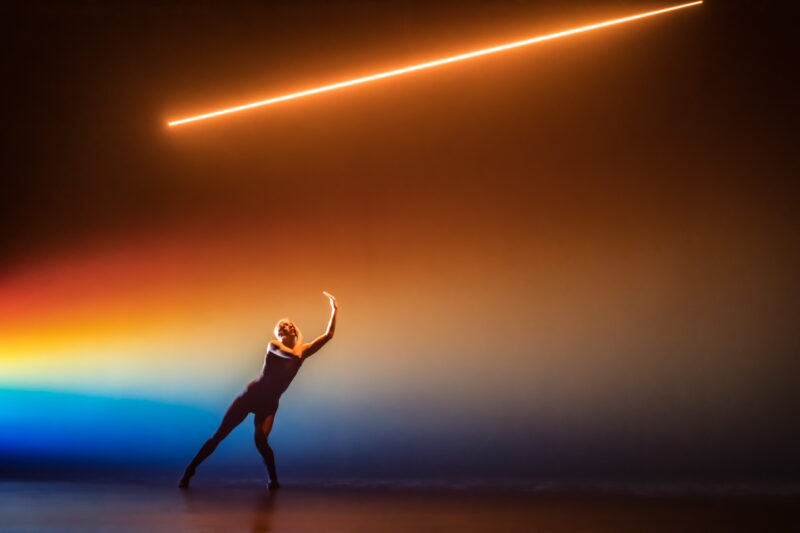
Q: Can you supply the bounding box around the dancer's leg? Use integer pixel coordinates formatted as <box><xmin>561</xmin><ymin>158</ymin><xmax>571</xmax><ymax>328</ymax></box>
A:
<box><xmin>253</xmin><ymin>413</ymin><xmax>279</xmax><ymax>489</ymax></box>
<box><xmin>179</xmin><ymin>397</ymin><xmax>249</xmax><ymax>487</ymax></box>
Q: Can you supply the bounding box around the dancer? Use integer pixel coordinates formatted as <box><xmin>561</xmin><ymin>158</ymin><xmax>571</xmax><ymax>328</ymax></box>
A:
<box><xmin>179</xmin><ymin>291</ymin><xmax>338</xmax><ymax>489</ymax></box>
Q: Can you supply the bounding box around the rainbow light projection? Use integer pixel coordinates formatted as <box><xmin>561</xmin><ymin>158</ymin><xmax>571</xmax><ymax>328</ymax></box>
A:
<box><xmin>168</xmin><ymin>1</ymin><xmax>703</xmax><ymax>127</ymax></box>
<box><xmin>1</xmin><ymin>3</ymin><xmax>709</xmax><ymax>475</ymax></box>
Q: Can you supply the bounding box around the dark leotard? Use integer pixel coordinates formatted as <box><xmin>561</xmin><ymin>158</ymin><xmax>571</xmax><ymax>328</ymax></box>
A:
<box><xmin>237</xmin><ymin>346</ymin><xmax>304</xmax><ymax>417</ymax></box>
<box><xmin>180</xmin><ymin>344</ymin><xmax>303</xmax><ymax>485</ymax></box>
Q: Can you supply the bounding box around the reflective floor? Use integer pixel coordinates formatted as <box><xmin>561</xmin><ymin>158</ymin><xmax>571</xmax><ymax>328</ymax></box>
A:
<box><xmin>0</xmin><ymin>481</ymin><xmax>797</xmax><ymax>532</ymax></box>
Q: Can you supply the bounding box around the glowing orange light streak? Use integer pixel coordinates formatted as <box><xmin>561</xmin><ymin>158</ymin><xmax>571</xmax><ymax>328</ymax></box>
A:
<box><xmin>167</xmin><ymin>1</ymin><xmax>702</xmax><ymax>127</ymax></box>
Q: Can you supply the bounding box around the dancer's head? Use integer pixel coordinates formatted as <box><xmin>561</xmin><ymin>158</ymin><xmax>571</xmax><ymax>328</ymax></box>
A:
<box><xmin>274</xmin><ymin>319</ymin><xmax>301</xmax><ymax>346</ymax></box>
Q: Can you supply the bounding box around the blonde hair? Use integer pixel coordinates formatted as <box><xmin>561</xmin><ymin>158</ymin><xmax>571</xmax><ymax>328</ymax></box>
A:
<box><xmin>274</xmin><ymin>318</ymin><xmax>302</xmax><ymax>343</ymax></box>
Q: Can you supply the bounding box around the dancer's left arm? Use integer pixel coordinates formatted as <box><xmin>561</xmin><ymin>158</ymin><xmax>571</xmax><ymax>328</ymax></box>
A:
<box><xmin>302</xmin><ymin>292</ymin><xmax>337</xmax><ymax>359</ymax></box>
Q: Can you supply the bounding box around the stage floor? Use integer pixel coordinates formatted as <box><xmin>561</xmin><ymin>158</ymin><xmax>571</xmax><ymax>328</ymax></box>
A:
<box><xmin>0</xmin><ymin>481</ymin><xmax>797</xmax><ymax>532</ymax></box>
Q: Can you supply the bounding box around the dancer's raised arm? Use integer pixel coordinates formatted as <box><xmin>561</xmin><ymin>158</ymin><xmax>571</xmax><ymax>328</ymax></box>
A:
<box><xmin>302</xmin><ymin>291</ymin><xmax>337</xmax><ymax>359</ymax></box>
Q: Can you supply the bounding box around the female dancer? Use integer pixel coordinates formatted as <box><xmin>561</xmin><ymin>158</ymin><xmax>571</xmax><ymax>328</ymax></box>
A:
<box><xmin>179</xmin><ymin>291</ymin><xmax>338</xmax><ymax>489</ymax></box>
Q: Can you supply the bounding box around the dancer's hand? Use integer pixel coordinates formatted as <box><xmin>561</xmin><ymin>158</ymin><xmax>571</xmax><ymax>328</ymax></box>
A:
<box><xmin>323</xmin><ymin>291</ymin><xmax>337</xmax><ymax>310</ymax></box>
<box><xmin>302</xmin><ymin>292</ymin><xmax>338</xmax><ymax>359</ymax></box>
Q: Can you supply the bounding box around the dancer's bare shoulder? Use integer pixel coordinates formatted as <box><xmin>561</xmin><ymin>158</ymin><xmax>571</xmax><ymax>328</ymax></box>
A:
<box><xmin>269</xmin><ymin>339</ymin><xmax>302</xmax><ymax>357</ymax></box>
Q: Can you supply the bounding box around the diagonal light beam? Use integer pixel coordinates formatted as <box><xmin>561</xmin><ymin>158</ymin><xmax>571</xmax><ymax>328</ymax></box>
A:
<box><xmin>167</xmin><ymin>1</ymin><xmax>702</xmax><ymax>127</ymax></box>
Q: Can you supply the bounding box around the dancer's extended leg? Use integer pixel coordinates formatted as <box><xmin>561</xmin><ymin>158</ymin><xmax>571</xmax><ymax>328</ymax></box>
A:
<box><xmin>179</xmin><ymin>397</ymin><xmax>249</xmax><ymax>488</ymax></box>
<box><xmin>254</xmin><ymin>413</ymin><xmax>279</xmax><ymax>490</ymax></box>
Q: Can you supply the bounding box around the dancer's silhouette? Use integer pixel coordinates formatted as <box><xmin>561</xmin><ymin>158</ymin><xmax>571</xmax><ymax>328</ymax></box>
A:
<box><xmin>179</xmin><ymin>291</ymin><xmax>338</xmax><ymax>489</ymax></box>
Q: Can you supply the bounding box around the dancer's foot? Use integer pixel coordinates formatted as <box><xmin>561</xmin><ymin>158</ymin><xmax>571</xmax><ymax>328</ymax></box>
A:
<box><xmin>178</xmin><ymin>468</ymin><xmax>194</xmax><ymax>489</ymax></box>
<box><xmin>268</xmin><ymin>479</ymin><xmax>281</xmax><ymax>491</ymax></box>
